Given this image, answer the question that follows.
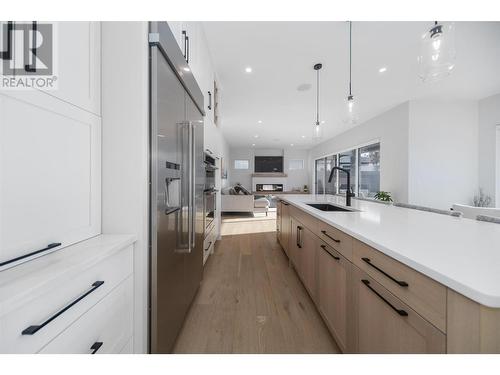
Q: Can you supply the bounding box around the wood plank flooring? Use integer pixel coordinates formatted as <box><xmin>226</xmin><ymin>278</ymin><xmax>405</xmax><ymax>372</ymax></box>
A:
<box><xmin>173</xmin><ymin>215</ymin><xmax>340</xmax><ymax>354</ymax></box>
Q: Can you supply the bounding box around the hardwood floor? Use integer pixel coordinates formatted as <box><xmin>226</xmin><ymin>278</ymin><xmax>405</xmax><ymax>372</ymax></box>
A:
<box><xmin>173</xmin><ymin>215</ymin><xmax>340</xmax><ymax>354</ymax></box>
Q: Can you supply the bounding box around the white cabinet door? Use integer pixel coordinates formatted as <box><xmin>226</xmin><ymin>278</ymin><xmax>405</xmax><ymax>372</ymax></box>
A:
<box><xmin>167</xmin><ymin>21</ymin><xmax>184</xmax><ymax>52</ymax></box>
<box><xmin>0</xmin><ymin>91</ymin><xmax>101</xmax><ymax>268</ymax></box>
<box><xmin>40</xmin><ymin>22</ymin><xmax>101</xmax><ymax>115</ymax></box>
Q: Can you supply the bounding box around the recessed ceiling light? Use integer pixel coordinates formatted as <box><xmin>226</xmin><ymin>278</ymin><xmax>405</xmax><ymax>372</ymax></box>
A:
<box><xmin>245</xmin><ymin>67</ymin><xmax>252</xmax><ymax>73</ymax></box>
<box><xmin>254</xmin><ymin>135</ymin><xmax>259</xmax><ymax>138</ymax></box>
<box><xmin>321</xmin><ymin>120</ymin><xmax>325</xmax><ymax>124</ymax></box>
<box><xmin>290</xmin><ymin>143</ymin><xmax>294</xmax><ymax>147</ymax></box>
<box><xmin>183</xmin><ymin>67</ymin><xmax>190</xmax><ymax>72</ymax></box>
<box><xmin>257</xmin><ymin>120</ymin><xmax>262</xmax><ymax>124</ymax></box>
<box><xmin>378</xmin><ymin>67</ymin><xmax>387</xmax><ymax>73</ymax></box>
<box><xmin>252</xmin><ymin>143</ymin><xmax>256</xmax><ymax>147</ymax></box>
<box><xmin>301</xmin><ymin>135</ymin><xmax>306</xmax><ymax>138</ymax></box>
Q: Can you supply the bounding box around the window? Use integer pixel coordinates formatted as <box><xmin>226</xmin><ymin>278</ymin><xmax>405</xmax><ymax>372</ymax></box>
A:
<box><xmin>315</xmin><ymin>158</ymin><xmax>326</xmax><ymax>194</ymax></box>
<box><xmin>358</xmin><ymin>143</ymin><xmax>380</xmax><ymax>198</ymax></box>
<box><xmin>314</xmin><ymin>142</ymin><xmax>380</xmax><ymax>199</ymax></box>
<box><xmin>289</xmin><ymin>159</ymin><xmax>304</xmax><ymax>170</ymax></box>
<box><xmin>338</xmin><ymin>149</ymin><xmax>357</xmax><ymax>194</ymax></box>
<box><xmin>234</xmin><ymin>159</ymin><xmax>249</xmax><ymax>170</ymax></box>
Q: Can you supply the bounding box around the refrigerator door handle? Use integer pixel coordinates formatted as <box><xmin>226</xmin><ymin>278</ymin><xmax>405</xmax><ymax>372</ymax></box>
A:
<box><xmin>186</xmin><ymin>122</ymin><xmax>194</xmax><ymax>254</ymax></box>
<box><xmin>190</xmin><ymin>123</ymin><xmax>196</xmax><ymax>250</ymax></box>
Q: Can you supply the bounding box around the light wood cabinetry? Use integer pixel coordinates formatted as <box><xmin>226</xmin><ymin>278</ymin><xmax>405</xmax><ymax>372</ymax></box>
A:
<box><xmin>278</xmin><ymin>201</ymin><xmax>291</xmax><ymax>257</ymax></box>
<box><xmin>351</xmin><ymin>265</ymin><xmax>446</xmax><ymax>353</ymax></box>
<box><xmin>277</xmin><ymin>200</ymin><xmax>500</xmax><ymax>354</ymax></box>
<box><xmin>317</xmin><ymin>241</ymin><xmax>351</xmax><ymax>352</ymax></box>
<box><xmin>352</xmin><ymin>239</ymin><xmax>447</xmax><ymax>332</ymax></box>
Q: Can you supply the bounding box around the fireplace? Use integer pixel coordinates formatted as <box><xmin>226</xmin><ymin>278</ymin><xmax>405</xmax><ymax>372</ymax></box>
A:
<box><xmin>255</xmin><ymin>183</ymin><xmax>283</xmax><ymax>192</ymax></box>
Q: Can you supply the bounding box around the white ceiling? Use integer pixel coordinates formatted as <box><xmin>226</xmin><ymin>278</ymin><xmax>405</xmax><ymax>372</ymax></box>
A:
<box><xmin>202</xmin><ymin>21</ymin><xmax>500</xmax><ymax>149</ymax></box>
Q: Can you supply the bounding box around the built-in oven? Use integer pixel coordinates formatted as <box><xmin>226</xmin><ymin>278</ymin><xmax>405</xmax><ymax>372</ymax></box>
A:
<box><xmin>204</xmin><ymin>151</ymin><xmax>217</xmax><ymax>234</ymax></box>
<box><xmin>204</xmin><ymin>151</ymin><xmax>217</xmax><ymax>191</ymax></box>
<box><xmin>203</xmin><ymin>188</ymin><xmax>216</xmax><ymax>233</ymax></box>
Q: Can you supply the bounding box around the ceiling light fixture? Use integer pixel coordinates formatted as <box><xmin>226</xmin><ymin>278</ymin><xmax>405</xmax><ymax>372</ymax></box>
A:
<box><xmin>290</xmin><ymin>143</ymin><xmax>294</xmax><ymax>147</ymax></box>
<box><xmin>252</xmin><ymin>143</ymin><xmax>256</xmax><ymax>146</ymax></box>
<box><xmin>254</xmin><ymin>135</ymin><xmax>259</xmax><ymax>138</ymax></box>
<box><xmin>378</xmin><ymin>67</ymin><xmax>387</xmax><ymax>73</ymax></box>
<box><xmin>245</xmin><ymin>67</ymin><xmax>252</xmax><ymax>73</ymax></box>
<box><xmin>312</xmin><ymin>63</ymin><xmax>323</xmax><ymax>140</ymax></box>
<box><xmin>257</xmin><ymin>120</ymin><xmax>262</xmax><ymax>124</ymax></box>
<box><xmin>343</xmin><ymin>21</ymin><xmax>358</xmax><ymax>125</ymax></box>
<box><xmin>418</xmin><ymin>21</ymin><xmax>456</xmax><ymax>82</ymax></box>
<box><xmin>301</xmin><ymin>135</ymin><xmax>306</xmax><ymax>138</ymax></box>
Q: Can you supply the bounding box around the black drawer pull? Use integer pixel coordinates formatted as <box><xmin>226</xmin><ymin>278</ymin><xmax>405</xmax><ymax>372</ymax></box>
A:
<box><xmin>90</xmin><ymin>342</ymin><xmax>103</xmax><ymax>354</ymax></box>
<box><xmin>204</xmin><ymin>241</ymin><xmax>212</xmax><ymax>252</ymax></box>
<box><xmin>362</xmin><ymin>279</ymin><xmax>408</xmax><ymax>317</ymax></box>
<box><xmin>0</xmin><ymin>242</ymin><xmax>61</xmax><ymax>268</ymax></box>
<box><xmin>361</xmin><ymin>257</ymin><xmax>409</xmax><ymax>287</ymax></box>
<box><xmin>321</xmin><ymin>230</ymin><xmax>340</xmax><ymax>243</ymax></box>
<box><xmin>320</xmin><ymin>244</ymin><xmax>340</xmax><ymax>260</ymax></box>
<box><xmin>22</xmin><ymin>281</ymin><xmax>105</xmax><ymax>335</ymax></box>
<box><xmin>282</xmin><ymin>202</ymin><xmax>290</xmax><ymax>206</ymax></box>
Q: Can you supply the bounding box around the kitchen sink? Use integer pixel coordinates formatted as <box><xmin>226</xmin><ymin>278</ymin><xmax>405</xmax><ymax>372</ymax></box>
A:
<box><xmin>306</xmin><ymin>203</ymin><xmax>357</xmax><ymax>212</ymax></box>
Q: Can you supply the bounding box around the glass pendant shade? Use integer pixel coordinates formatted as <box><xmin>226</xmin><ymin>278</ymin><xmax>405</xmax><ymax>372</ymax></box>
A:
<box><xmin>418</xmin><ymin>22</ymin><xmax>456</xmax><ymax>82</ymax></box>
<box><xmin>312</xmin><ymin>122</ymin><xmax>323</xmax><ymax>140</ymax></box>
<box><xmin>343</xmin><ymin>95</ymin><xmax>358</xmax><ymax>125</ymax></box>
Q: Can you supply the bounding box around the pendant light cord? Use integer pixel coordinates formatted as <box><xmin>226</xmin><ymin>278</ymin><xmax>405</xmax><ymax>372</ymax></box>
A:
<box><xmin>316</xmin><ymin>67</ymin><xmax>320</xmax><ymax>124</ymax></box>
<box><xmin>349</xmin><ymin>21</ymin><xmax>352</xmax><ymax>97</ymax></box>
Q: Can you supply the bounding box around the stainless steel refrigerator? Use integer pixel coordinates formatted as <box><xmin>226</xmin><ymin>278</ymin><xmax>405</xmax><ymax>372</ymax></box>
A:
<box><xmin>149</xmin><ymin>22</ymin><xmax>205</xmax><ymax>354</ymax></box>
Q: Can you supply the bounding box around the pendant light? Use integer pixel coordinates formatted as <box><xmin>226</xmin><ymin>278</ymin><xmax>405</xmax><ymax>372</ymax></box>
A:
<box><xmin>418</xmin><ymin>21</ymin><xmax>456</xmax><ymax>82</ymax></box>
<box><xmin>312</xmin><ymin>63</ymin><xmax>323</xmax><ymax>140</ymax></box>
<box><xmin>343</xmin><ymin>21</ymin><xmax>358</xmax><ymax>125</ymax></box>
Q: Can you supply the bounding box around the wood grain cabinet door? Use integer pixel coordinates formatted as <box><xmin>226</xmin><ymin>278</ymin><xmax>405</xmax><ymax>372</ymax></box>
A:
<box><xmin>317</xmin><ymin>242</ymin><xmax>350</xmax><ymax>352</ymax></box>
<box><xmin>352</xmin><ymin>266</ymin><xmax>446</xmax><ymax>354</ymax></box>
<box><xmin>298</xmin><ymin>227</ymin><xmax>317</xmax><ymax>301</ymax></box>
<box><xmin>281</xmin><ymin>203</ymin><xmax>291</xmax><ymax>257</ymax></box>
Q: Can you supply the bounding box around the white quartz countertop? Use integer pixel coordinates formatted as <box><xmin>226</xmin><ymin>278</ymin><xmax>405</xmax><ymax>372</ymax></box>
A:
<box><xmin>277</xmin><ymin>194</ymin><xmax>500</xmax><ymax>308</ymax></box>
<box><xmin>0</xmin><ymin>234</ymin><xmax>136</xmax><ymax>315</ymax></box>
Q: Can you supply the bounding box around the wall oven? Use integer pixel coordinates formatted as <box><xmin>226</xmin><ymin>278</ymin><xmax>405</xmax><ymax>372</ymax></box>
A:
<box><xmin>204</xmin><ymin>151</ymin><xmax>217</xmax><ymax>233</ymax></box>
<box><xmin>203</xmin><ymin>188</ymin><xmax>216</xmax><ymax>233</ymax></box>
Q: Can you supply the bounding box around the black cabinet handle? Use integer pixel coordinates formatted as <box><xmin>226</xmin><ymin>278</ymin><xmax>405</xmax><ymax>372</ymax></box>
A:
<box><xmin>362</xmin><ymin>279</ymin><xmax>408</xmax><ymax>317</ymax></box>
<box><xmin>90</xmin><ymin>342</ymin><xmax>103</xmax><ymax>354</ymax></box>
<box><xmin>320</xmin><ymin>244</ymin><xmax>340</xmax><ymax>260</ymax></box>
<box><xmin>208</xmin><ymin>91</ymin><xmax>212</xmax><ymax>110</ymax></box>
<box><xmin>297</xmin><ymin>226</ymin><xmax>303</xmax><ymax>248</ymax></box>
<box><xmin>22</xmin><ymin>281</ymin><xmax>105</xmax><ymax>335</ymax></box>
<box><xmin>0</xmin><ymin>242</ymin><xmax>62</xmax><ymax>268</ymax></box>
<box><xmin>282</xmin><ymin>202</ymin><xmax>290</xmax><ymax>206</ymax></box>
<box><xmin>204</xmin><ymin>241</ymin><xmax>212</xmax><ymax>252</ymax></box>
<box><xmin>361</xmin><ymin>257</ymin><xmax>409</xmax><ymax>287</ymax></box>
<box><xmin>186</xmin><ymin>35</ymin><xmax>190</xmax><ymax>63</ymax></box>
<box><xmin>321</xmin><ymin>230</ymin><xmax>340</xmax><ymax>243</ymax></box>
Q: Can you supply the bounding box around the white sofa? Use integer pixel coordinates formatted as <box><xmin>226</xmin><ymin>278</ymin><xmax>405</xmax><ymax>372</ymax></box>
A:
<box><xmin>221</xmin><ymin>194</ymin><xmax>269</xmax><ymax>215</ymax></box>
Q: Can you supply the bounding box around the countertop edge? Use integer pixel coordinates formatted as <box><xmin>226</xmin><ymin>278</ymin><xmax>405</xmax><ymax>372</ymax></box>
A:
<box><xmin>0</xmin><ymin>234</ymin><xmax>137</xmax><ymax>314</ymax></box>
<box><xmin>279</xmin><ymin>196</ymin><xmax>500</xmax><ymax>308</ymax></box>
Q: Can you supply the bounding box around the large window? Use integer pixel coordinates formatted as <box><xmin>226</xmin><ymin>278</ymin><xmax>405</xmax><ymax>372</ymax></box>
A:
<box><xmin>234</xmin><ymin>159</ymin><xmax>249</xmax><ymax>169</ymax></box>
<box><xmin>358</xmin><ymin>143</ymin><xmax>380</xmax><ymax>198</ymax></box>
<box><xmin>314</xmin><ymin>142</ymin><xmax>380</xmax><ymax>198</ymax></box>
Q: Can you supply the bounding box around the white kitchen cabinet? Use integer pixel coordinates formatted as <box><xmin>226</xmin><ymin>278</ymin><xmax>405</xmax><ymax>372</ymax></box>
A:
<box><xmin>41</xmin><ymin>22</ymin><xmax>101</xmax><ymax>115</ymax></box>
<box><xmin>39</xmin><ymin>276</ymin><xmax>133</xmax><ymax>354</ymax></box>
<box><xmin>0</xmin><ymin>90</ymin><xmax>101</xmax><ymax>268</ymax></box>
<box><xmin>0</xmin><ymin>235</ymin><xmax>135</xmax><ymax>354</ymax></box>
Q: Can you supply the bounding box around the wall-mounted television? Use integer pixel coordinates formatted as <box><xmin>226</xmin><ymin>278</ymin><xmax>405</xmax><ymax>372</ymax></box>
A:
<box><xmin>255</xmin><ymin>156</ymin><xmax>283</xmax><ymax>173</ymax></box>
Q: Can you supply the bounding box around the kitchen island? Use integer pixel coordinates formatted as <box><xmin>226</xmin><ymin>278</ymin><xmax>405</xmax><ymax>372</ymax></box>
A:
<box><xmin>276</xmin><ymin>194</ymin><xmax>500</xmax><ymax>353</ymax></box>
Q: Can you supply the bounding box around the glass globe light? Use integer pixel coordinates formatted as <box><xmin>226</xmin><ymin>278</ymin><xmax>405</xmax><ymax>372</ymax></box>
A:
<box><xmin>343</xmin><ymin>95</ymin><xmax>358</xmax><ymax>125</ymax></box>
<box><xmin>312</xmin><ymin>122</ymin><xmax>322</xmax><ymax>140</ymax></box>
<box><xmin>418</xmin><ymin>22</ymin><xmax>456</xmax><ymax>82</ymax></box>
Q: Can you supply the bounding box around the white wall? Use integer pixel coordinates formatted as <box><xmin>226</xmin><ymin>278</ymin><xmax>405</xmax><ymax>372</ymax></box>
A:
<box><xmin>408</xmin><ymin>99</ymin><xmax>479</xmax><ymax>210</ymax></box>
<box><xmin>478</xmin><ymin>93</ymin><xmax>500</xmax><ymax>207</ymax></box>
<box><xmin>228</xmin><ymin>147</ymin><xmax>310</xmax><ymax>191</ymax></box>
<box><xmin>308</xmin><ymin>102</ymin><xmax>410</xmax><ymax>203</ymax></box>
<box><xmin>101</xmin><ymin>22</ymin><xmax>150</xmax><ymax>354</ymax></box>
